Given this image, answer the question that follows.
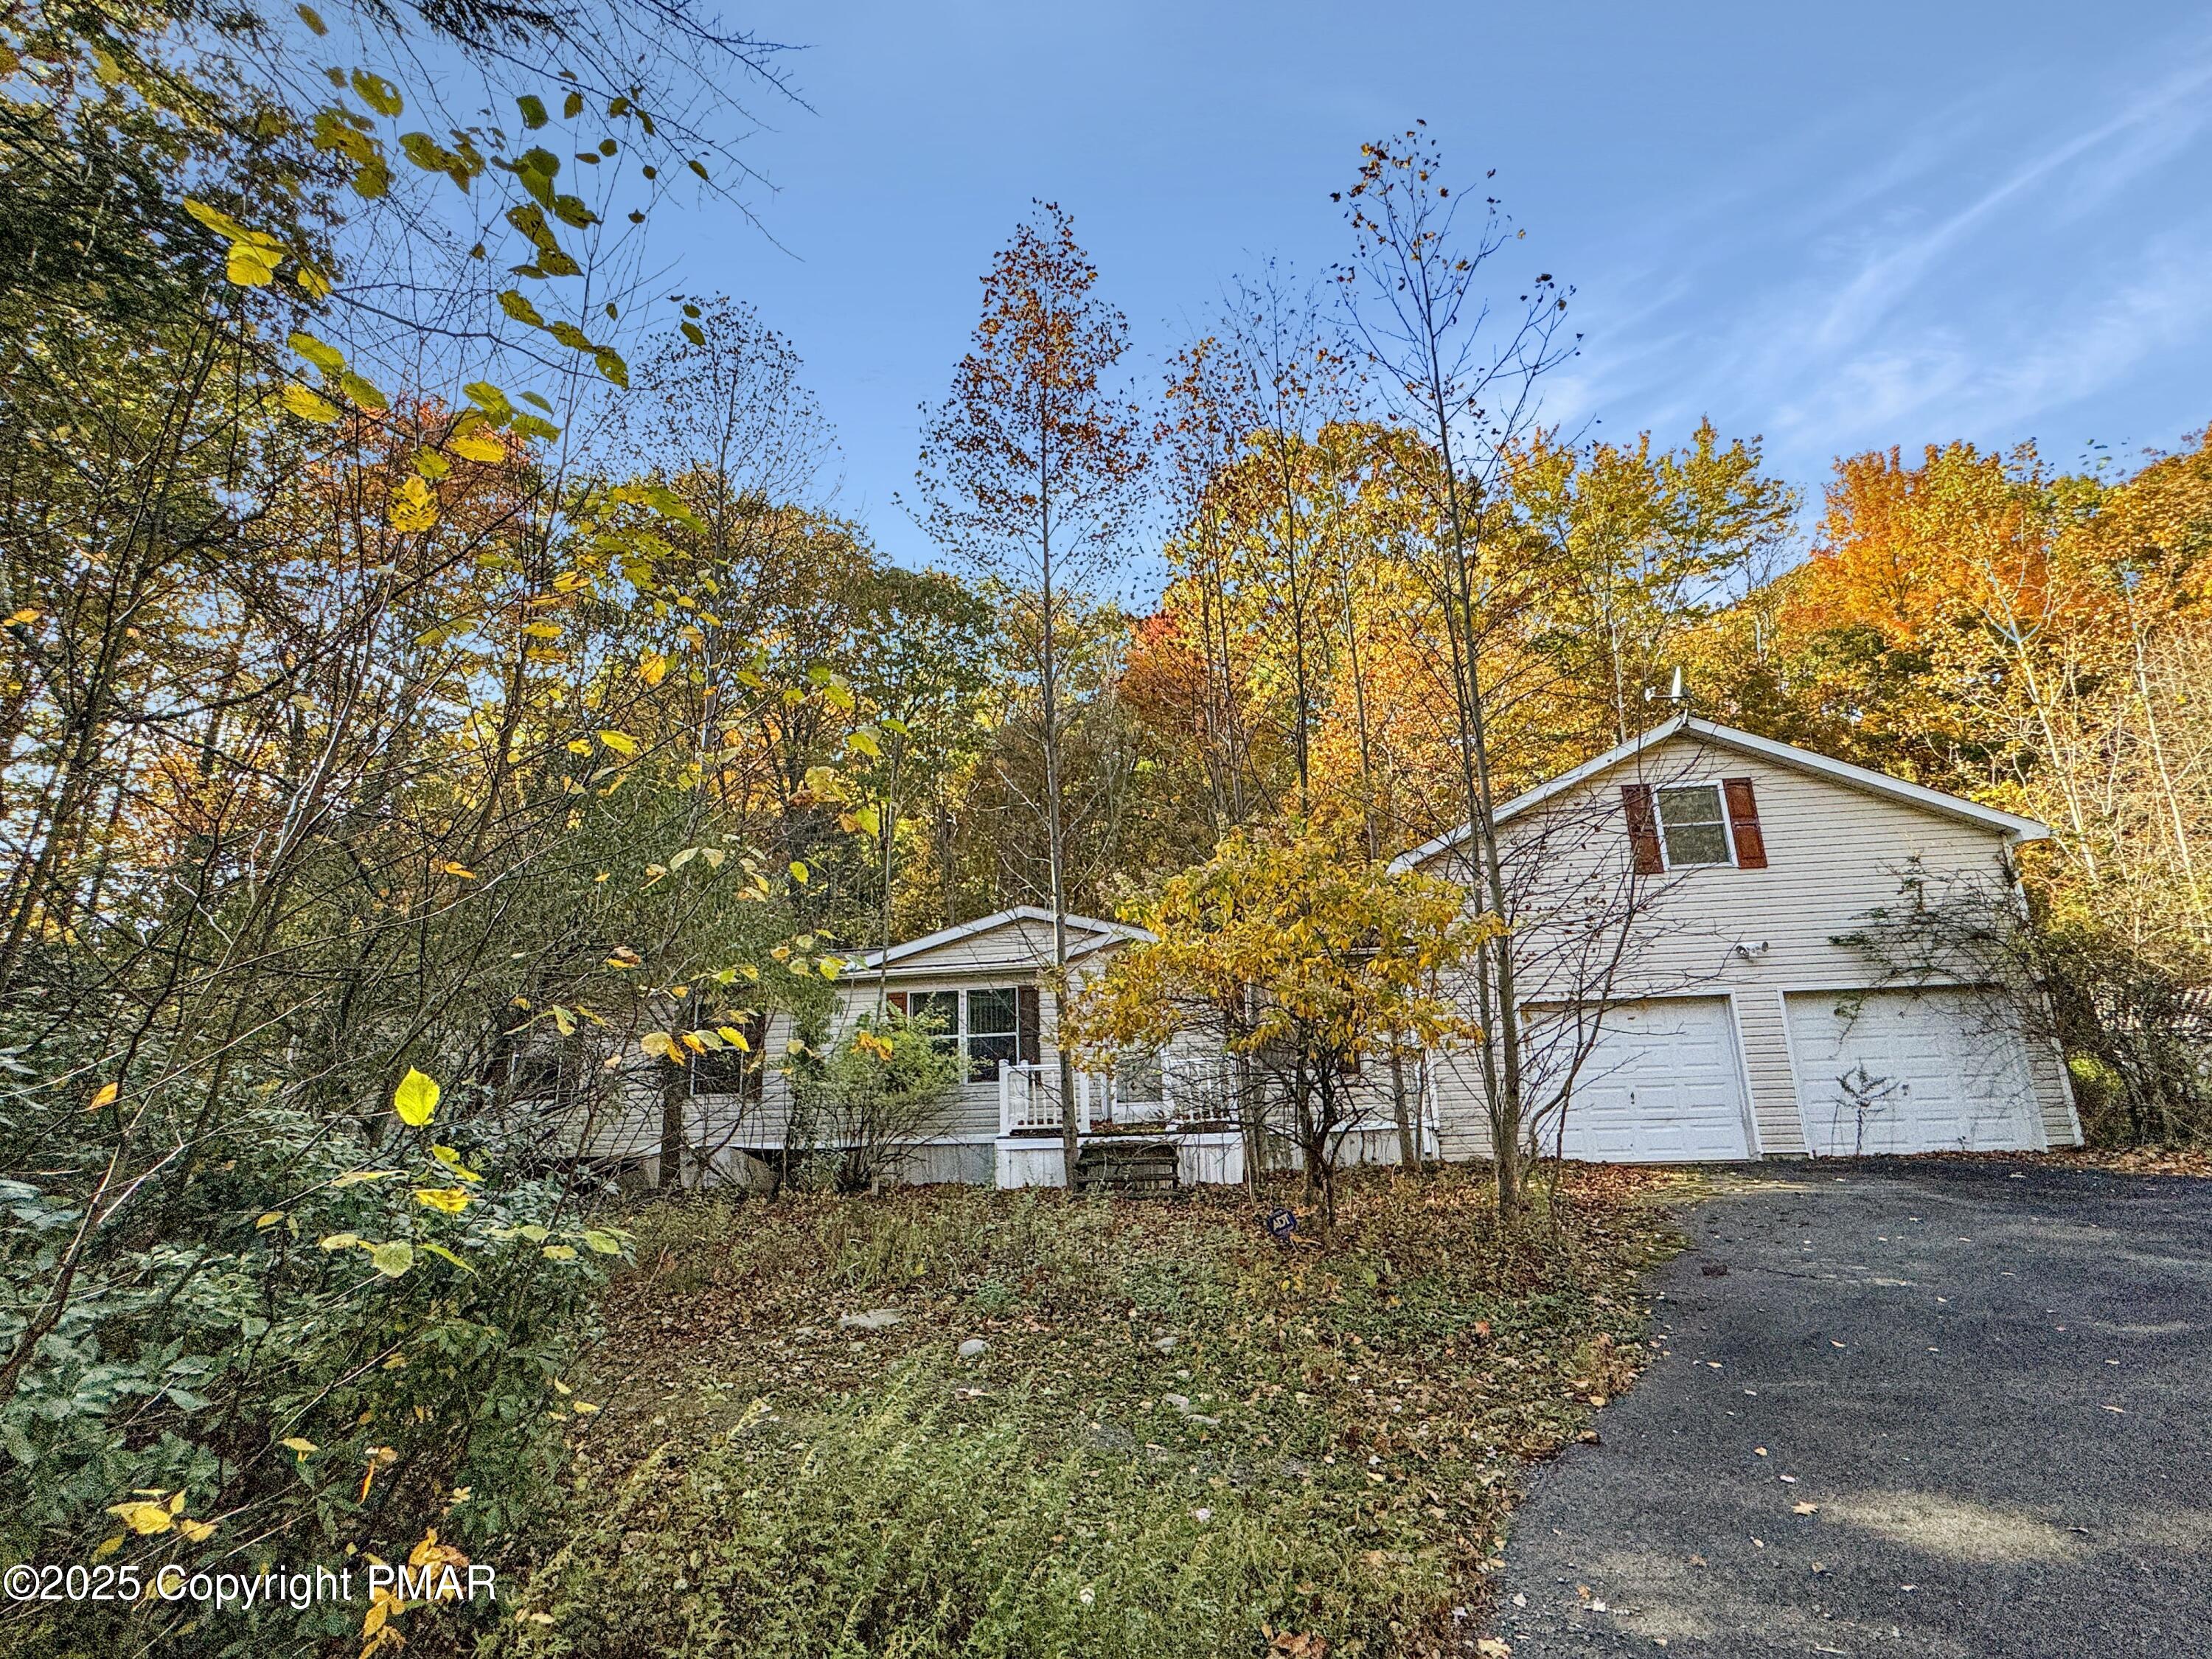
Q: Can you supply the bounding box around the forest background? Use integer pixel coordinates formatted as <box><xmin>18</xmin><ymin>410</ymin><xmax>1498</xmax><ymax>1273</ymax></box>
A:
<box><xmin>1</xmin><ymin>1</ymin><xmax>2206</xmax><ymax>1655</ymax></box>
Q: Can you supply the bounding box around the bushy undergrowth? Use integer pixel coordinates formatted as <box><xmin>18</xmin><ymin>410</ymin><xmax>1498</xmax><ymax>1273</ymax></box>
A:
<box><xmin>496</xmin><ymin>1168</ymin><xmax>1679</xmax><ymax>1659</ymax></box>
<box><xmin>0</xmin><ymin>1096</ymin><xmax>623</xmax><ymax>1659</ymax></box>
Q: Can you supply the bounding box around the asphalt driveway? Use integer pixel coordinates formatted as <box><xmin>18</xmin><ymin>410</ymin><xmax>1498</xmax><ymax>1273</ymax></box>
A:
<box><xmin>1492</xmin><ymin>1161</ymin><xmax>2212</xmax><ymax>1657</ymax></box>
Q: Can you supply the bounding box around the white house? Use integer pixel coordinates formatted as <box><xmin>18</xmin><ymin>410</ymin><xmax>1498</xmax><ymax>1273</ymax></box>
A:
<box><xmin>1397</xmin><ymin>714</ymin><xmax>2080</xmax><ymax>1163</ymax></box>
<box><xmin>585</xmin><ymin>717</ymin><xmax>2079</xmax><ymax>1188</ymax></box>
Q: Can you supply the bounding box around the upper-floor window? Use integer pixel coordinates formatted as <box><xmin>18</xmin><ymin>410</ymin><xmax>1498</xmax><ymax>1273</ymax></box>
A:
<box><xmin>1655</xmin><ymin>783</ymin><xmax>1733</xmax><ymax>867</ymax></box>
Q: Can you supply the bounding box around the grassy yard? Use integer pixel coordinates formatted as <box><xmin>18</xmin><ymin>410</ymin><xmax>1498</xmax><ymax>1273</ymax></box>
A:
<box><xmin>488</xmin><ymin>1165</ymin><xmax>1687</xmax><ymax>1659</ymax></box>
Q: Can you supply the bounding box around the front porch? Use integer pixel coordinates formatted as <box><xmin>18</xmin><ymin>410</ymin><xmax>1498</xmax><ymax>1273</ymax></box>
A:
<box><xmin>992</xmin><ymin>1058</ymin><xmax>1249</xmax><ymax>1188</ymax></box>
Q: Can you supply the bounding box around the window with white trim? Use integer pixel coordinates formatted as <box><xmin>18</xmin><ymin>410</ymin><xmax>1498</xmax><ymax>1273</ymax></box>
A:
<box><xmin>1655</xmin><ymin>783</ymin><xmax>1733</xmax><ymax>867</ymax></box>
<box><xmin>964</xmin><ymin>987</ymin><xmax>1020</xmax><ymax>1081</ymax></box>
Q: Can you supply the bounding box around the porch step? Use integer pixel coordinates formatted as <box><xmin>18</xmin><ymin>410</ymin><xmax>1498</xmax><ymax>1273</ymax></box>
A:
<box><xmin>1074</xmin><ymin>1138</ymin><xmax>1180</xmax><ymax>1197</ymax></box>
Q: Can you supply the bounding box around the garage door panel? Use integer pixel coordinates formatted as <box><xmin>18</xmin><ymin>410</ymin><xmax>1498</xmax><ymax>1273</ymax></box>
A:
<box><xmin>1528</xmin><ymin>998</ymin><xmax>1751</xmax><ymax>1164</ymax></box>
<box><xmin>1787</xmin><ymin>989</ymin><xmax>2043</xmax><ymax>1157</ymax></box>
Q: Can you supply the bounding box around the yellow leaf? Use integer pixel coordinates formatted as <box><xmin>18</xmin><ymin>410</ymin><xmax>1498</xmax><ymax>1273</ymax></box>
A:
<box><xmin>280</xmin><ymin>1437</ymin><xmax>319</xmax><ymax>1455</ymax></box>
<box><xmin>541</xmin><ymin>1244</ymin><xmax>577</xmax><ymax>1261</ymax></box>
<box><xmin>437</xmin><ymin>861</ymin><xmax>477</xmax><ymax>879</ymax></box>
<box><xmin>715</xmin><ymin>1026</ymin><xmax>751</xmax><ymax>1051</ymax></box>
<box><xmin>389</xmin><ymin>475</ymin><xmax>438</xmax><ymax>532</ymax></box>
<box><xmin>448</xmin><ymin>430</ymin><xmax>507</xmax><ymax>463</ymax></box>
<box><xmin>788</xmin><ymin>860</ymin><xmax>809</xmax><ymax>885</ymax></box>
<box><xmin>330</xmin><ymin>1169</ymin><xmax>398</xmax><ymax>1187</ymax></box>
<box><xmin>414</xmin><ymin>1186</ymin><xmax>471</xmax><ymax>1214</ymax></box>
<box><xmin>570</xmin><ymin>1400</ymin><xmax>599</xmax><ymax>1414</ymax></box>
<box><xmin>522</xmin><ymin>622</ymin><xmax>563</xmax><ymax>639</ymax></box>
<box><xmin>280</xmin><ymin>383</ymin><xmax>341</xmax><ymax>423</ymax></box>
<box><xmin>6</xmin><ymin>608</ymin><xmax>38</xmax><ymax>626</ymax></box>
<box><xmin>256</xmin><ymin>1211</ymin><xmax>285</xmax><ymax>1228</ymax></box>
<box><xmin>598</xmin><ymin>729</ymin><xmax>638</xmax><ymax>757</ymax></box>
<box><xmin>638</xmin><ymin>1031</ymin><xmax>680</xmax><ymax>1061</ymax></box>
<box><xmin>88</xmin><ymin>1082</ymin><xmax>119</xmax><ymax>1110</ymax></box>
<box><xmin>175</xmin><ymin>1517</ymin><xmax>217</xmax><ymax>1543</ymax></box>
<box><xmin>225</xmin><ymin>234</ymin><xmax>285</xmax><ymax>287</ymax></box>
<box><xmin>431</xmin><ymin>1144</ymin><xmax>484</xmax><ymax>1181</ymax></box>
<box><xmin>106</xmin><ymin>1501</ymin><xmax>175</xmax><ymax>1536</ymax></box>
<box><xmin>639</xmin><ymin>650</ymin><xmax>669</xmax><ymax>687</ymax></box>
<box><xmin>392</xmin><ymin>1067</ymin><xmax>439</xmax><ymax>1126</ymax></box>
<box><xmin>319</xmin><ymin>1233</ymin><xmax>361</xmax><ymax>1251</ymax></box>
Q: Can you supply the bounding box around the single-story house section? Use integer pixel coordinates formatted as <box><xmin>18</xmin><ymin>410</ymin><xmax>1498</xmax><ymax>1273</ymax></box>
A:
<box><xmin>1395</xmin><ymin>714</ymin><xmax>2081</xmax><ymax>1163</ymax></box>
<box><xmin>827</xmin><ymin>906</ymin><xmax>1259</xmax><ymax>1189</ymax></box>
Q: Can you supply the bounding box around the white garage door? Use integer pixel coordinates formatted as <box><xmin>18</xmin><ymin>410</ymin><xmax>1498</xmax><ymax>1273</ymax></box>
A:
<box><xmin>1533</xmin><ymin>997</ymin><xmax>1752</xmax><ymax>1164</ymax></box>
<box><xmin>1786</xmin><ymin>988</ymin><xmax>2045</xmax><ymax>1157</ymax></box>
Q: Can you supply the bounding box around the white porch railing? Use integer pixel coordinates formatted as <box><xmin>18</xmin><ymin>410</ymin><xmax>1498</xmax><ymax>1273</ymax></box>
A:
<box><xmin>998</xmin><ymin>1057</ymin><xmax>1178</xmax><ymax>1136</ymax></box>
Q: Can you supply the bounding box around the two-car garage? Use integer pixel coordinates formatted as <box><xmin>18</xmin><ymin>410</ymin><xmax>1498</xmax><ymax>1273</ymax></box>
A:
<box><xmin>1510</xmin><ymin>987</ymin><xmax>2053</xmax><ymax>1164</ymax></box>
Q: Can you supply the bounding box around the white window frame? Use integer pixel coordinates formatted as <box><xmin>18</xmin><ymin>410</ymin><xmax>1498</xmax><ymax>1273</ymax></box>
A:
<box><xmin>1652</xmin><ymin>778</ymin><xmax>1738</xmax><ymax>871</ymax></box>
<box><xmin>963</xmin><ymin>986</ymin><xmax>1021</xmax><ymax>1081</ymax></box>
<box><xmin>896</xmin><ymin>985</ymin><xmax>1023</xmax><ymax>1080</ymax></box>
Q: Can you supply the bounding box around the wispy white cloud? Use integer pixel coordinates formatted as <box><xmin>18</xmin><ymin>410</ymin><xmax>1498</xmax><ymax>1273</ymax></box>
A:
<box><xmin>1567</xmin><ymin>23</ymin><xmax>2212</xmax><ymax>476</ymax></box>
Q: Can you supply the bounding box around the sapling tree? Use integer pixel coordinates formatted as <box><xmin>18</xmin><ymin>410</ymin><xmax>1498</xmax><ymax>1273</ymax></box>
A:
<box><xmin>1338</xmin><ymin>126</ymin><xmax>1578</xmax><ymax>1212</ymax></box>
<box><xmin>1066</xmin><ymin>825</ymin><xmax>1493</xmax><ymax>1232</ymax></box>
<box><xmin>913</xmin><ymin>202</ymin><xmax>1150</xmax><ymax>1184</ymax></box>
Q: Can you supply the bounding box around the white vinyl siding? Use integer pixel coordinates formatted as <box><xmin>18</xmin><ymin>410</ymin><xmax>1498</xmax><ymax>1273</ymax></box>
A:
<box><xmin>1421</xmin><ymin>731</ymin><xmax>2079</xmax><ymax>1161</ymax></box>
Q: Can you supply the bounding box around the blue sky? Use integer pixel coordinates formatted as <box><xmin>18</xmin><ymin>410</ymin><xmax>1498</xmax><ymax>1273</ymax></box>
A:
<box><xmin>667</xmin><ymin>1</ymin><xmax>2212</xmax><ymax>584</ymax></box>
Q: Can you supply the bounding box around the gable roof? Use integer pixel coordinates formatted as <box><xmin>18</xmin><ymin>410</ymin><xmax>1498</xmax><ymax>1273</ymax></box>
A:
<box><xmin>855</xmin><ymin>905</ymin><xmax>1150</xmax><ymax>972</ymax></box>
<box><xmin>1391</xmin><ymin>714</ymin><xmax>2048</xmax><ymax>873</ymax></box>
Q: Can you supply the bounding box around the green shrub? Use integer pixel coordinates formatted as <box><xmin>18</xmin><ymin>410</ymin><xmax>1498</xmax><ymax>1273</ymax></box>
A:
<box><xmin>0</xmin><ymin>1099</ymin><xmax>622</xmax><ymax>1658</ymax></box>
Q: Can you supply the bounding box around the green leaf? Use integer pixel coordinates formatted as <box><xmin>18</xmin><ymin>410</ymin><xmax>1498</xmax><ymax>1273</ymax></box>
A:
<box><xmin>288</xmin><ymin>330</ymin><xmax>345</xmax><ymax>373</ymax></box>
<box><xmin>581</xmin><ymin>1229</ymin><xmax>622</xmax><ymax>1256</ymax></box>
<box><xmin>420</xmin><ymin>1242</ymin><xmax>475</xmax><ymax>1275</ymax></box>
<box><xmin>369</xmin><ymin>1241</ymin><xmax>414</xmax><ymax>1278</ymax></box>
<box><xmin>498</xmin><ymin>290</ymin><xmax>546</xmax><ymax>327</ymax></box>
<box><xmin>339</xmin><ymin>370</ymin><xmax>388</xmax><ymax>411</ymax></box>
<box><xmin>350</xmin><ymin>69</ymin><xmax>403</xmax><ymax>118</ymax></box>
<box><xmin>517</xmin><ymin>94</ymin><xmax>548</xmax><ymax>129</ymax></box>
<box><xmin>296</xmin><ymin>4</ymin><xmax>327</xmax><ymax>35</ymax></box>
<box><xmin>392</xmin><ymin>1067</ymin><xmax>439</xmax><ymax>1126</ymax></box>
<box><xmin>280</xmin><ymin>383</ymin><xmax>341</xmax><ymax>424</ymax></box>
<box><xmin>563</xmin><ymin>90</ymin><xmax>584</xmax><ymax>119</ymax></box>
<box><xmin>681</xmin><ymin>321</ymin><xmax>705</xmax><ymax>346</ymax></box>
<box><xmin>593</xmin><ymin>348</ymin><xmax>628</xmax><ymax>388</ymax></box>
<box><xmin>463</xmin><ymin>381</ymin><xmax>515</xmax><ymax>422</ymax></box>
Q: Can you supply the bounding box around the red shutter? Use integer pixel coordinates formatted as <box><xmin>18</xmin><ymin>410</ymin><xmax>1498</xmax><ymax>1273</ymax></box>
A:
<box><xmin>885</xmin><ymin>990</ymin><xmax>908</xmax><ymax>1015</ymax></box>
<box><xmin>1016</xmin><ymin>986</ymin><xmax>1041</xmax><ymax>1065</ymax></box>
<box><xmin>1722</xmin><ymin>777</ymin><xmax>1768</xmax><ymax>869</ymax></box>
<box><xmin>1621</xmin><ymin>783</ymin><xmax>1663</xmax><ymax>874</ymax></box>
